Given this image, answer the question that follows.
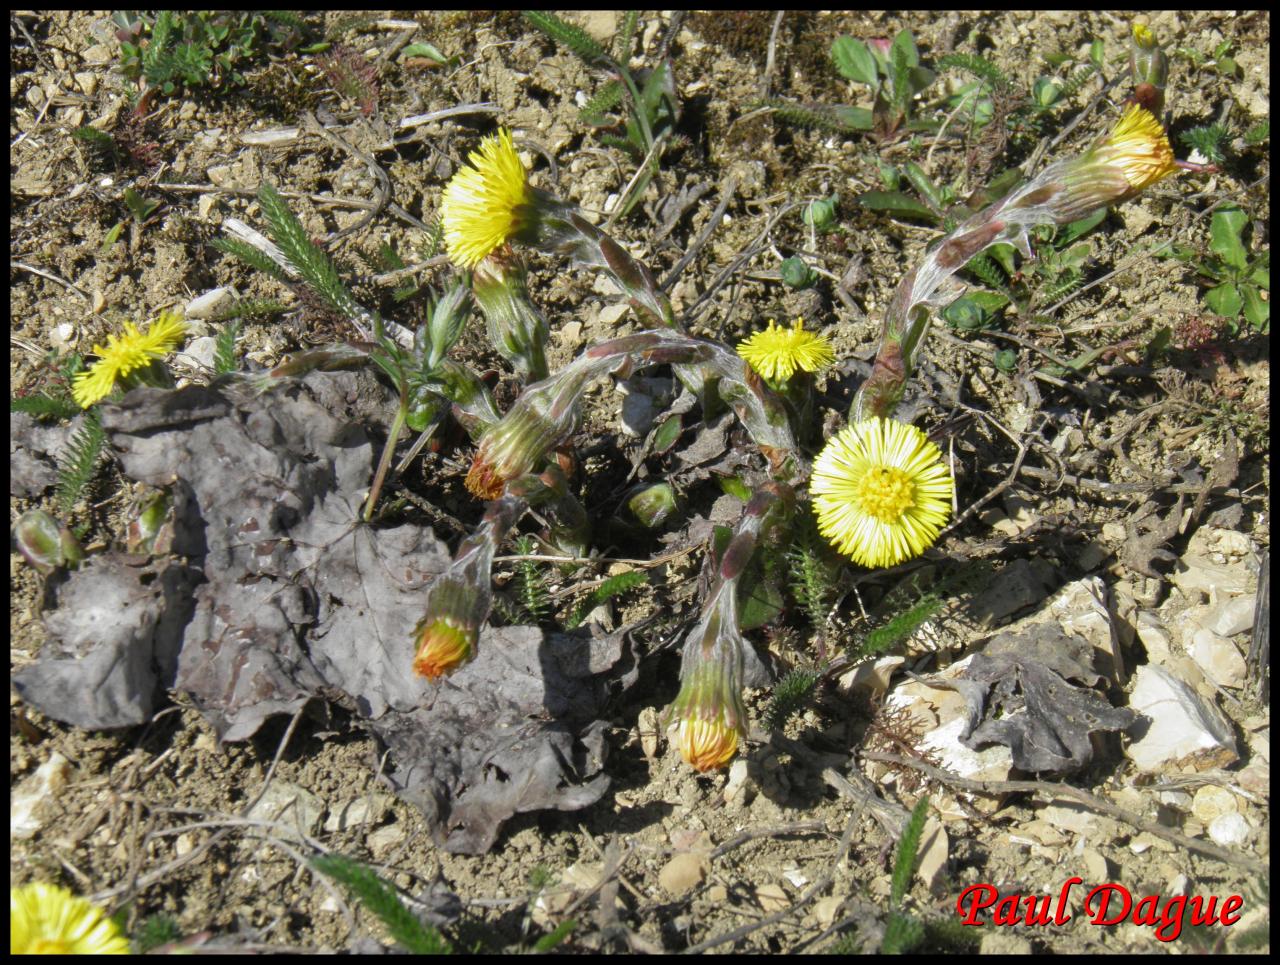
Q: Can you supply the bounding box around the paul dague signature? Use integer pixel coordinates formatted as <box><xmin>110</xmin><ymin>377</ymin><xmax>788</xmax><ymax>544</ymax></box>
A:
<box><xmin>956</xmin><ymin>877</ymin><xmax>1244</xmax><ymax>942</ymax></box>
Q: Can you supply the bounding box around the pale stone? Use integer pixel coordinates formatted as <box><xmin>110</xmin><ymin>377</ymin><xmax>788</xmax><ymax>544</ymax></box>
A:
<box><xmin>1082</xmin><ymin>848</ymin><xmax>1110</xmax><ymax>883</ymax></box>
<box><xmin>184</xmin><ymin>286</ymin><xmax>234</xmax><ymax>319</ymax></box>
<box><xmin>1207</xmin><ymin>813</ymin><xmax>1251</xmax><ymax>848</ymax></box>
<box><xmin>11</xmin><ymin>752</ymin><xmax>71</xmax><ymax>840</ymax></box>
<box><xmin>1039</xmin><ymin>803</ymin><xmax>1098</xmax><ymax>836</ymax></box>
<box><xmin>1206</xmin><ymin>594</ymin><xmax>1256</xmax><ymax>637</ymax></box>
<box><xmin>1191</xmin><ymin>785</ymin><xmax>1238</xmax><ymax>823</ymax></box>
<box><xmin>754</xmin><ymin>883</ymin><xmax>790</xmax><ymax>913</ymax></box>
<box><xmin>323</xmin><ymin>797</ymin><xmax>384</xmax><ymax>832</ymax></box>
<box><xmin>245</xmin><ymin>781</ymin><xmax>324</xmax><ymax>839</ymax></box>
<box><xmin>1136</xmin><ymin>616</ymin><xmax>1174</xmax><ymax>666</ymax></box>
<box><xmin>915</xmin><ymin>818</ymin><xmax>949</xmax><ymax>893</ymax></box>
<box><xmin>1189</xmin><ymin>628</ymin><xmax>1247</xmax><ymax>689</ymax></box>
<box><xmin>1102</xmin><ymin>521</ymin><xmax>1128</xmax><ymax>543</ymax></box>
<box><xmin>723</xmin><ymin>759</ymin><xmax>752</xmax><ymax>807</ymax></box>
<box><xmin>980</xmin><ymin>933</ymin><xmax>1032</xmax><ymax>955</ymax></box>
<box><xmin>366</xmin><ymin>824</ymin><xmax>405</xmax><ymax>858</ymax></box>
<box><xmin>1125</xmin><ymin>665</ymin><xmax>1238</xmax><ymax>772</ymax></box>
<box><xmin>658</xmin><ymin>852</ymin><xmax>707</xmax><ymax>897</ymax></box>
<box><xmin>1171</xmin><ymin>557</ymin><xmax>1250</xmax><ymax>599</ymax></box>
<box><xmin>836</xmin><ymin>655</ymin><xmax>904</xmax><ymax>700</ymax></box>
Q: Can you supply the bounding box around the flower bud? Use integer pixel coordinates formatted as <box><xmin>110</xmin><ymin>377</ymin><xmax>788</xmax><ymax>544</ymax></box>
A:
<box><xmin>471</xmin><ymin>254</ymin><xmax>549</xmax><ymax>381</ymax></box>
<box><xmin>412</xmin><ymin>579</ymin><xmax>481</xmax><ymax>680</ymax></box>
<box><xmin>14</xmin><ymin>510</ymin><xmax>84</xmax><ymax>574</ymax></box>
<box><xmin>465</xmin><ymin>369</ymin><xmax>588</xmax><ymax>499</ymax></box>
<box><xmin>664</xmin><ymin>561</ymin><xmax>751</xmax><ymax>772</ymax></box>
<box><xmin>1129</xmin><ymin>20</ymin><xmax>1168</xmax><ymax>116</ymax></box>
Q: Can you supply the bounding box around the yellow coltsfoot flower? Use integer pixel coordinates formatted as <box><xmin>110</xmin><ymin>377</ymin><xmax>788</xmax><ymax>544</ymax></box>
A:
<box><xmin>1092</xmin><ymin>103</ymin><xmax>1178</xmax><ymax>194</ymax></box>
<box><xmin>71</xmin><ymin>310</ymin><xmax>188</xmax><ymax>408</ymax></box>
<box><xmin>810</xmin><ymin>416</ymin><xmax>953</xmax><ymax>568</ymax></box>
<box><xmin>441</xmin><ymin>128</ymin><xmax>533</xmax><ymax>269</ymax></box>
<box><xmin>736</xmin><ymin>318</ymin><xmax>835</xmax><ymax>384</ymax></box>
<box><xmin>10</xmin><ymin>882</ymin><xmax>130</xmax><ymax>955</ymax></box>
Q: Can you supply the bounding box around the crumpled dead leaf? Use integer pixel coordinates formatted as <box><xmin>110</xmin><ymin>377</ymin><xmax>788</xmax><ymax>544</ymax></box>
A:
<box><xmin>15</xmin><ymin>375</ymin><xmax>640</xmax><ymax>852</ymax></box>
<box><xmin>949</xmin><ymin>623</ymin><xmax>1140</xmax><ymax>773</ymax></box>
<box><xmin>13</xmin><ymin>554</ymin><xmax>199</xmax><ymax>728</ymax></box>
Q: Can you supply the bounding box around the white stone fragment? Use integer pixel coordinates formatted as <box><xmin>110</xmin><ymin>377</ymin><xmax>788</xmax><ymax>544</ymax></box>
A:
<box><xmin>184</xmin><ymin>287</ymin><xmax>234</xmax><ymax>319</ymax></box>
<box><xmin>1125</xmin><ymin>664</ymin><xmax>1238</xmax><ymax>772</ymax></box>
<box><xmin>1189</xmin><ymin>628</ymin><xmax>1247</xmax><ymax>689</ymax></box>
<box><xmin>1207</xmin><ymin>813</ymin><xmax>1251</xmax><ymax>848</ymax></box>
<box><xmin>1206</xmin><ymin>594</ymin><xmax>1257</xmax><ymax>637</ymax></box>
<box><xmin>11</xmin><ymin>752</ymin><xmax>71</xmax><ymax>840</ymax></box>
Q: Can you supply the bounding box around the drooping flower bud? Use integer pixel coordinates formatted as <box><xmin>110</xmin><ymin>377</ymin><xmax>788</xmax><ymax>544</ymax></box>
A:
<box><xmin>412</xmin><ymin>496</ymin><xmax>524</xmax><ymax>679</ymax></box>
<box><xmin>665</xmin><ymin>586</ymin><xmax>749</xmax><ymax>772</ymax></box>
<box><xmin>465</xmin><ymin>368</ymin><xmax>590</xmax><ymax>499</ymax></box>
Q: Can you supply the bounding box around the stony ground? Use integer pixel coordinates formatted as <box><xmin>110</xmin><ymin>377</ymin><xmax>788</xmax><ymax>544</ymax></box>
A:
<box><xmin>10</xmin><ymin>10</ymin><xmax>1270</xmax><ymax>954</ymax></box>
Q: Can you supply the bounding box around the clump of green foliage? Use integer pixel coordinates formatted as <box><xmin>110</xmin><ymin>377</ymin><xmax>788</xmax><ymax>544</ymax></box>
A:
<box><xmin>1166</xmin><ymin>204</ymin><xmax>1270</xmax><ymax>332</ymax></box>
<box><xmin>768</xmin><ymin>29</ymin><xmax>937</xmax><ymax>140</ymax></box>
<box><xmin>111</xmin><ymin>10</ymin><xmax>314</xmax><ymax>105</ymax></box>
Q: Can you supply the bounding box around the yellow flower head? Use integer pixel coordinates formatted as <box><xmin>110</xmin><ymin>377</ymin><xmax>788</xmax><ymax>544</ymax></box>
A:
<box><xmin>412</xmin><ymin>615</ymin><xmax>476</xmax><ymax>680</ymax></box>
<box><xmin>737</xmin><ymin>318</ymin><xmax>836</xmax><ymax>384</ymax></box>
<box><xmin>674</xmin><ymin>714</ymin><xmax>740</xmax><ymax>772</ymax></box>
<box><xmin>11</xmin><ymin>882</ymin><xmax>130</xmax><ymax>955</ymax></box>
<box><xmin>71</xmin><ymin>310</ymin><xmax>188</xmax><ymax>408</ymax></box>
<box><xmin>810</xmin><ymin>417</ymin><xmax>953</xmax><ymax>568</ymax></box>
<box><xmin>441</xmin><ymin>128</ymin><xmax>532</xmax><ymax>269</ymax></box>
<box><xmin>1131</xmin><ymin>21</ymin><xmax>1156</xmax><ymax>48</ymax></box>
<box><xmin>1095</xmin><ymin>103</ymin><xmax>1178</xmax><ymax>193</ymax></box>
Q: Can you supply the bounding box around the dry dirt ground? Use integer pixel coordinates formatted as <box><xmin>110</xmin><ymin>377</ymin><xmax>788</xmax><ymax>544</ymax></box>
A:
<box><xmin>10</xmin><ymin>10</ymin><xmax>1270</xmax><ymax>954</ymax></box>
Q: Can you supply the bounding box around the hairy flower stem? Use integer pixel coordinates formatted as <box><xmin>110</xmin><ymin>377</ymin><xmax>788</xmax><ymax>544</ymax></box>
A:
<box><xmin>363</xmin><ymin>401</ymin><xmax>407</xmax><ymax>521</ymax></box>
<box><xmin>853</xmin><ymin>107</ymin><xmax>1177</xmax><ymax>421</ymax></box>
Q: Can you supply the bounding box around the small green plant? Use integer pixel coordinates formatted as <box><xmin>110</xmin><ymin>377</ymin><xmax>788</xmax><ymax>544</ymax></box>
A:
<box><xmin>55</xmin><ymin>409</ymin><xmax>107</xmax><ymax>516</ymax></box>
<box><xmin>858</xmin><ymin>589</ymin><xmax>944</xmax><ymax>660</ymax></box>
<box><xmin>879</xmin><ymin>795</ymin><xmax>930</xmax><ymax>953</ymax></box>
<box><xmin>786</xmin><ymin>517</ymin><xmax>842</xmax><ymax>632</ymax></box>
<box><xmin>1179</xmin><ymin>122</ymin><xmax>1230</xmax><ymax>165</ymax></box>
<box><xmin>524</xmin><ymin>11</ymin><xmax>678</xmax><ymax>218</ymax></box>
<box><xmin>502</xmin><ymin>535</ymin><xmax>553</xmax><ymax>625</ymax></box>
<box><xmin>311</xmin><ymin>853</ymin><xmax>452</xmax><ymax>954</ymax></box>
<box><xmin>566</xmin><ymin>569</ymin><xmax>648</xmax><ymax>629</ymax></box>
<box><xmin>132</xmin><ymin>914</ymin><xmax>182</xmax><ymax>954</ymax></box>
<box><xmin>111</xmin><ymin>11</ymin><xmax>312</xmax><ymax>109</ymax></box>
<box><xmin>769</xmin><ymin>29</ymin><xmax>937</xmax><ymax>140</ymax></box>
<box><xmin>762</xmin><ymin>664</ymin><xmax>822</xmax><ymax>732</ymax></box>
<box><xmin>1167</xmin><ymin>204</ymin><xmax>1269</xmax><ymax>332</ymax></box>
<box><xmin>829</xmin><ymin>30</ymin><xmax>937</xmax><ymax>140</ymax></box>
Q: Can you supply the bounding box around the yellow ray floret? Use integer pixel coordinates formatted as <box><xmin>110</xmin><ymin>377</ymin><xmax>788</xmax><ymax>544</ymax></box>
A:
<box><xmin>1096</xmin><ymin>103</ymin><xmax>1178</xmax><ymax>192</ymax></box>
<box><xmin>441</xmin><ymin>128</ymin><xmax>531</xmax><ymax>269</ymax></box>
<box><xmin>736</xmin><ymin>318</ymin><xmax>835</xmax><ymax>383</ymax></box>
<box><xmin>72</xmin><ymin>309</ymin><xmax>188</xmax><ymax>408</ymax></box>
<box><xmin>10</xmin><ymin>882</ymin><xmax>131</xmax><ymax>954</ymax></box>
<box><xmin>810</xmin><ymin>417</ymin><xmax>954</xmax><ymax>568</ymax></box>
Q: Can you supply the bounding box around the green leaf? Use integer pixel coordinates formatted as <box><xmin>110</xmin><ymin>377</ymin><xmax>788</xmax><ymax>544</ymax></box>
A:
<box><xmin>830</xmin><ymin>105</ymin><xmax>874</xmax><ymax>130</ymax></box>
<box><xmin>1204</xmin><ymin>282</ymin><xmax>1243</xmax><ymax>318</ymax></box>
<box><xmin>401</xmin><ymin>42</ymin><xmax>448</xmax><ymax>64</ymax></box>
<box><xmin>1057</xmin><ymin>207</ymin><xmax>1107</xmax><ymax>244</ymax></box>
<box><xmin>900</xmin><ymin>161</ymin><xmax>946</xmax><ymax>214</ymax></box>
<box><xmin>830</xmin><ymin>36</ymin><xmax>878</xmax><ymax>85</ymax></box>
<box><xmin>651</xmin><ymin>414</ymin><xmax>682</xmax><ymax>453</ymax></box>
<box><xmin>890</xmin><ymin>28</ymin><xmax>920</xmax><ymax>69</ymax></box>
<box><xmin>99</xmin><ymin>220</ymin><xmax>125</xmax><ymax>254</ymax></box>
<box><xmin>1209</xmin><ymin>206</ymin><xmax>1249</xmax><ymax>272</ymax></box>
<box><xmin>855</xmin><ymin>190</ymin><xmax>938</xmax><ymax>223</ymax></box>
<box><xmin>311</xmin><ymin>855</ymin><xmax>451</xmax><ymax>954</ymax></box>
<box><xmin>1248</xmin><ymin>259</ymin><xmax>1269</xmax><ymax>290</ymax></box>
<box><xmin>738</xmin><ymin>574</ymin><xmax>785</xmax><ymax>630</ymax></box>
<box><xmin>522</xmin><ymin>10</ymin><xmax>610</xmax><ymax>67</ymax></box>
<box><xmin>967</xmin><ymin>290</ymin><xmax>1009</xmax><ymax>313</ymax></box>
<box><xmin>1241</xmin><ymin>285</ymin><xmax>1269</xmax><ymax>330</ymax></box>
<box><xmin>717</xmin><ymin>475</ymin><xmax>751</xmax><ymax>501</ymax></box>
